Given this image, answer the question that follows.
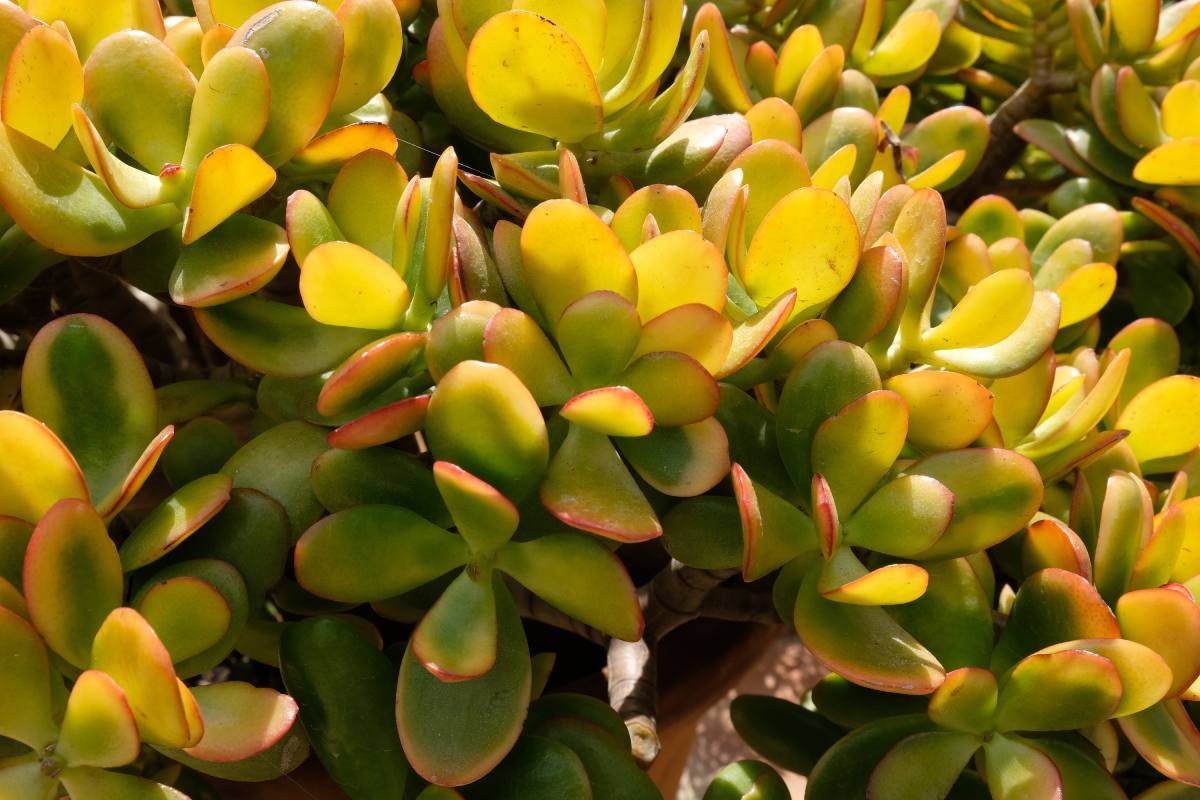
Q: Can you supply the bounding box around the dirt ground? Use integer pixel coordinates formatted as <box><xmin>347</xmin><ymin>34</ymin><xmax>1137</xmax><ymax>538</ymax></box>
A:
<box><xmin>676</xmin><ymin>634</ymin><xmax>827</xmax><ymax>799</ymax></box>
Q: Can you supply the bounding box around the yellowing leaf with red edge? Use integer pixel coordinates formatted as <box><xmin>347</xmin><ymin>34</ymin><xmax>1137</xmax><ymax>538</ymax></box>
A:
<box><xmin>634</xmin><ymin>304</ymin><xmax>733</xmax><ymax>375</ymax></box>
<box><xmin>0</xmin><ymin>606</ymin><xmax>58</xmax><ymax>749</ymax></box>
<box><xmin>300</xmin><ymin>240</ymin><xmax>411</xmax><ymax>330</ymax></box>
<box><xmin>1118</xmin><ymin>586</ymin><xmax>1200</xmax><ymax>698</ymax></box>
<box><xmin>1134</xmin><ymin>139</ymin><xmax>1200</xmax><ymax>186</ymax></box>
<box><xmin>811</xmin><ymin>389</ymin><xmax>908</xmax><ymax>514</ymax></box>
<box><xmin>520</xmin><ymin>199</ymin><xmax>637</xmax><ymax>327</ymax></box>
<box><xmin>136</xmin><ymin>575</ymin><xmax>233</xmax><ymax>664</ymax></box>
<box><xmin>610</xmin><ymin>183</ymin><xmax>703</xmax><ymax>252</ymax></box>
<box><xmin>0</xmin><ymin>411</ymin><xmax>88</xmax><ymax>522</ymax></box>
<box><xmin>1037</xmin><ymin>638</ymin><xmax>1172</xmax><ymax>717</ymax></box>
<box><xmin>0</xmin><ymin>124</ymin><xmax>180</xmax><ymax>256</ymax></box>
<box><xmin>728</xmin><ymin>139</ymin><xmax>813</xmax><ymax>243</ymax></box>
<box><xmin>1120</xmin><ymin>699</ymin><xmax>1200</xmax><ymax>785</ymax></box>
<box><xmin>819</xmin><ymin>549</ymin><xmax>929</xmax><ymax>605</ymax></box>
<box><xmin>740</xmin><ymin>188</ymin><xmax>859</xmax><ymax>314</ymax></box>
<box><xmin>59</xmin><ymin>766</ymin><xmax>190</xmax><ymax>800</ymax></box>
<box><xmin>907</xmin><ymin>149</ymin><xmax>967</xmax><ymax>190</ymax></box>
<box><xmin>328</xmin><ymin>150</ymin><xmax>408</xmax><ymax>262</ymax></box>
<box><xmin>795</xmin><ymin>564</ymin><xmax>944</xmax><ymax>694</ymax></box>
<box><xmin>466</xmin><ymin>11</ymin><xmax>603</xmax><ymax>142</ymax></box>
<box><xmin>1022</xmin><ymin>518</ymin><xmax>1092</xmax><ymax>579</ymax></box>
<box><xmin>118</xmin><ymin>474</ymin><xmax>233</xmax><ymax>571</ymax></box>
<box><xmin>541</xmin><ymin>425</ymin><xmax>661</xmax><ymax>542</ymax></box>
<box><xmin>629</xmin><ymin>229</ymin><xmax>727</xmax><ymax>322</ymax></box>
<box><xmin>23</xmin><ymin>499</ymin><xmax>122</xmax><ymax>669</ymax></box>
<box><xmin>1110</xmin><ymin>0</ymin><xmax>1159</xmax><ymax>53</ymax></box>
<box><xmin>286</xmin><ymin>189</ymin><xmax>343</xmax><ymax>266</ymax></box>
<box><xmin>184</xmin><ymin>682</ymin><xmax>299</xmax><ymax>762</ymax></box>
<box><xmin>57</xmin><ymin>670</ymin><xmax>140</xmax><ymax>768</ymax></box>
<box><xmin>91</xmin><ymin>608</ymin><xmax>192</xmax><ymax>748</ymax></box>
<box><xmin>1116</xmin><ymin>375</ymin><xmax>1200</xmax><ymax>464</ymax></box>
<box><xmin>2</xmin><ymin>24</ymin><xmax>82</xmax><ymax>148</ymax></box>
<box><xmin>412</xmin><ymin>567</ymin><xmax>497</xmax><ymax>681</ymax></box>
<box><xmin>690</xmin><ymin>2</ymin><xmax>752</xmax><ymax>112</ymax></box>
<box><xmin>886</xmin><ymin>371</ymin><xmax>994</xmax><ymax>453</ymax></box>
<box><xmin>289</xmin><ymin>123</ymin><xmax>399</xmax><ymax>173</ymax></box>
<box><xmin>561</xmin><ymin>386</ymin><xmax>654</xmax><ymax>438</ymax></box>
<box><xmin>171</xmin><ymin>215</ymin><xmax>290</xmax><ymax>308</ymax></box>
<box><xmin>810</xmin><ymin>144</ymin><xmax>858</xmax><ymax>190</ymax></box>
<box><xmin>326</xmin><ymin>393</ymin><xmax>431</xmax><ymax>450</ymax></box>
<box><xmin>481</xmin><ymin>309</ymin><xmax>574</xmax><ymax>406</ymax></box>
<box><xmin>182</xmin><ymin>143</ymin><xmax>275</xmax><ymax>244</ymax></box>
<box><xmin>925</xmin><ymin>291</ymin><xmax>1061</xmax><ymax>379</ymax></box>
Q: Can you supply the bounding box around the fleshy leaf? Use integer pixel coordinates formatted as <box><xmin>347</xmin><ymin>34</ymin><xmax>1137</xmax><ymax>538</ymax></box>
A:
<box><xmin>425</xmin><ymin>361</ymin><xmax>549</xmax><ymax>502</ymax></box>
<box><xmin>983</xmin><ymin>734</ymin><xmax>1063</xmax><ymax>800</ymax></box>
<box><xmin>22</xmin><ymin>314</ymin><xmax>159</xmax><ymax>504</ymax></box>
<box><xmin>1116</xmin><ymin>376</ymin><xmax>1200</xmax><ymax>464</ymax></box>
<box><xmin>520</xmin><ymin>200</ymin><xmax>637</xmax><ymax>328</ymax></box>
<box><xmin>0</xmin><ymin>606</ymin><xmax>57</xmax><ymax>748</ymax></box>
<box><xmin>91</xmin><ymin>608</ymin><xmax>193</xmax><ymax>748</ymax></box>
<box><xmin>466</xmin><ymin>11</ymin><xmax>603</xmax><ymax>142</ymax></box>
<box><xmin>220</xmin><ymin>420</ymin><xmax>329</xmax><ymax>539</ymax></box>
<box><xmin>795</xmin><ymin>565</ymin><xmax>943</xmax><ymax>694</ymax></box>
<box><xmin>810</xmin><ymin>389</ymin><xmax>907</xmax><ymax>514</ymax></box>
<box><xmin>170</xmin><ymin>214</ymin><xmax>289</xmax><ymax>307</ymax></box>
<box><xmin>59</xmin><ymin>767</ymin><xmax>189</xmax><ymax>800</ymax></box>
<box><xmin>0</xmin><ymin>411</ymin><xmax>89</xmax><ymax>522</ymax></box>
<box><xmin>994</xmin><ymin>649</ymin><xmax>1122</xmax><ymax>731</ymax></box>
<box><xmin>181</xmin><ymin>143</ymin><xmax>276</xmax><ymax>244</ymax></box>
<box><xmin>58</xmin><ymin>670</ymin><xmax>140</xmax><ymax>768</ymax></box>
<box><xmin>182</xmin><ymin>682</ymin><xmax>299</xmax><ymax>763</ymax></box>
<box><xmin>497</xmin><ymin>531</ymin><xmax>642</xmax><ymax>641</ymax></box>
<box><xmin>843</xmin><ymin>474</ymin><xmax>954</xmax><ymax>557</ymax></box>
<box><xmin>119</xmin><ymin>474</ymin><xmax>232</xmax><ymax>571</ymax></box>
<box><xmin>24</xmin><ymin>499</ymin><xmax>122</xmax><ymax>669</ymax></box>
<box><xmin>397</xmin><ymin>577</ymin><xmax>531</xmax><ymax>786</ymax></box>
<box><xmin>561</xmin><ymin>386</ymin><xmax>654</xmax><ymax>437</ymax></box>
<box><xmin>866</xmin><ymin>731</ymin><xmax>980</xmax><ymax>800</ymax></box>
<box><xmin>1117</xmin><ymin>586</ymin><xmax>1200</xmax><ymax>698</ymax></box>
<box><xmin>295</xmin><ymin>504</ymin><xmax>468</xmax><ymax>603</ymax></box>
<box><xmin>300</xmin><ymin>240</ymin><xmax>411</xmax><ymax>329</ymax></box>
<box><xmin>280</xmin><ymin>617</ymin><xmax>411</xmax><ymax>800</ymax></box>
<box><xmin>412</xmin><ymin>568</ymin><xmax>497</xmax><ymax>680</ymax></box>
<box><xmin>541</xmin><ymin>424</ymin><xmax>661</xmax><ymax>542</ymax></box>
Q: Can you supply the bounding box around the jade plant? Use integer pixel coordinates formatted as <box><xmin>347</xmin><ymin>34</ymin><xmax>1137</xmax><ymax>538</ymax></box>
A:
<box><xmin>4</xmin><ymin>0</ymin><xmax>1200</xmax><ymax>798</ymax></box>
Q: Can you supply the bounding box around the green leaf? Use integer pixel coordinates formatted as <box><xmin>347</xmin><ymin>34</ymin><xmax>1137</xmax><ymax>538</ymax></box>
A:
<box><xmin>412</xmin><ymin>568</ymin><xmax>497</xmax><ymax>680</ymax></box>
<box><xmin>425</xmin><ymin>361</ymin><xmax>549</xmax><ymax>503</ymax></box>
<box><xmin>994</xmin><ymin>649</ymin><xmax>1122</xmax><ymax>731</ymax></box>
<box><xmin>542</xmin><ymin>424</ymin><xmax>661</xmax><ymax>542</ymax></box>
<box><xmin>23</xmin><ymin>499</ymin><xmax>122</xmax><ymax>669</ymax></box>
<box><xmin>434</xmin><ymin>461</ymin><xmax>519</xmax><ymax>555</ymax></box>
<box><xmin>992</xmin><ymin>568</ymin><xmax>1120</xmax><ymax>674</ymax></box>
<box><xmin>806</xmin><ymin>715</ymin><xmax>934</xmax><ymax>800</ymax></box>
<box><xmin>462</xmin><ymin>734</ymin><xmax>591</xmax><ymax>800</ymax></box>
<box><xmin>296</xmin><ymin>504</ymin><xmax>469</xmax><ymax>604</ymax></box>
<box><xmin>22</xmin><ymin>314</ymin><xmax>159</xmax><ymax>506</ymax></box>
<box><xmin>661</xmin><ymin>497</ymin><xmax>744</xmax><ymax>570</ymax></box>
<box><xmin>524</xmin><ymin>693</ymin><xmax>631</xmax><ymax>749</ymax></box>
<box><xmin>907</xmin><ymin>449</ymin><xmax>1043</xmax><ymax>559</ymax></box>
<box><xmin>776</xmin><ymin>341</ymin><xmax>881</xmax><ymax>492</ymax></box>
<box><xmin>0</xmin><ymin>606</ymin><xmax>57</xmax><ymax>749</ymax></box>
<box><xmin>57</xmin><ymin>670</ymin><xmax>140</xmax><ymax>769</ymax></box>
<box><xmin>886</xmin><ymin>558</ymin><xmax>993</xmax><ymax>671</ymax></box>
<box><xmin>496</xmin><ymin>531</ymin><xmax>642</xmax><ymax>641</ymax></box>
<box><xmin>982</xmin><ymin>734</ymin><xmax>1062</xmax><ymax>800</ymax></box>
<box><xmin>281</xmin><ymin>617</ymin><xmax>411</xmax><ymax>800</ymax></box>
<box><xmin>536</xmin><ymin>717</ymin><xmax>660</xmax><ymax>800</ymax></box>
<box><xmin>310</xmin><ymin>447</ymin><xmax>449</xmax><ymax>526</ymax></box>
<box><xmin>170</xmin><ymin>214</ymin><xmax>288</xmax><ymax>307</ymax></box>
<box><xmin>119</xmin><ymin>474</ymin><xmax>232</xmax><ymax>571</ymax></box>
<box><xmin>196</xmin><ymin>296</ymin><xmax>380</xmax><ymax>379</ymax></box>
<box><xmin>397</xmin><ymin>577</ymin><xmax>531</xmax><ymax>786</ymax></box>
<box><xmin>616</xmin><ymin>418</ymin><xmax>731</xmax><ymax>498</ymax></box>
<box><xmin>867</xmin><ymin>731</ymin><xmax>981</xmax><ymax>800</ymax></box>
<box><xmin>729</xmin><ymin>695</ymin><xmax>843</xmax><ymax>775</ymax></box>
<box><xmin>221</xmin><ymin>420</ymin><xmax>329</xmax><ymax>541</ymax></box>
<box><xmin>703</xmin><ymin>759</ymin><xmax>791</xmax><ymax>800</ymax></box>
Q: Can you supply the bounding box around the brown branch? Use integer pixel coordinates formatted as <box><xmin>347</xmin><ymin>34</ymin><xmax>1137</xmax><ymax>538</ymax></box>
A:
<box><xmin>944</xmin><ymin>16</ymin><xmax>1071</xmax><ymax>210</ymax></box>
<box><xmin>698</xmin><ymin>587</ymin><xmax>781</xmax><ymax>626</ymax></box>
<box><xmin>607</xmin><ymin>562</ymin><xmax>738</xmax><ymax>765</ymax></box>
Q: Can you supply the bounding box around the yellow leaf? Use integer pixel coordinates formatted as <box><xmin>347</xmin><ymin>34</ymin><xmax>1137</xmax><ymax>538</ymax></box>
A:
<box><xmin>300</xmin><ymin>240</ymin><xmax>411</xmax><ymax>329</ymax></box>
<box><xmin>1116</xmin><ymin>375</ymin><xmax>1200</xmax><ymax>463</ymax></box>
<box><xmin>862</xmin><ymin>10</ymin><xmax>941</xmax><ymax>77</ymax></box>
<box><xmin>773</xmin><ymin>24</ymin><xmax>823</xmax><ymax>102</ymax></box>
<box><xmin>1162</xmin><ymin>81</ymin><xmax>1200</xmax><ymax>140</ymax></box>
<box><xmin>745</xmin><ymin>97</ymin><xmax>803</xmax><ymax>149</ymax></box>
<box><xmin>907</xmin><ymin>149</ymin><xmax>967</xmax><ymax>189</ymax></box>
<box><xmin>182</xmin><ymin>143</ymin><xmax>275</xmax><ymax>244</ymax></box>
<box><xmin>629</xmin><ymin>229</ymin><xmax>727</xmax><ymax>322</ymax></box>
<box><xmin>0</xmin><ymin>411</ymin><xmax>89</xmax><ymax>522</ymax></box>
<box><xmin>924</xmin><ymin>268</ymin><xmax>1034</xmax><ymax>350</ymax></box>
<box><xmin>466</xmin><ymin>10</ymin><xmax>603</xmax><ymax>142</ymax></box>
<box><xmin>288</xmin><ymin>122</ymin><xmax>399</xmax><ymax>173</ymax></box>
<box><xmin>1110</xmin><ymin>0</ymin><xmax>1159</xmax><ymax>53</ymax></box>
<box><xmin>1133</xmin><ymin>139</ymin><xmax>1200</xmax><ymax>186</ymax></box>
<box><xmin>1056</xmin><ymin>262</ymin><xmax>1117</xmax><ymax>327</ymax></box>
<box><xmin>560</xmin><ymin>386</ymin><xmax>654</xmax><ymax>437</ymax></box>
<box><xmin>514</xmin><ymin>0</ymin><xmax>607</xmax><ymax>73</ymax></box>
<box><xmin>810</xmin><ymin>143</ymin><xmax>857</xmax><ymax>189</ymax></box>
<box><xmin>740</xmin><ymin>188</ymin><xmax>859</xmax><ymax>314</ymax></box>
<box><xmin>2</xmin><ymin>25</ymin><xmax>81</xmax><ymax>148</ymax></box>
<box><xmin>519</xmin><ymin>199</ymin><xmax>637</xmax><ymax>326</ymax></box>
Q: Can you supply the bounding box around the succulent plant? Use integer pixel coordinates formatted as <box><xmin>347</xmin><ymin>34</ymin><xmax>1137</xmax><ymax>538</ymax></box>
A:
<box><xmin>3</xmin><ymin>0</ymin><xmax>1200</xmax><ymax>798</ymax></box>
